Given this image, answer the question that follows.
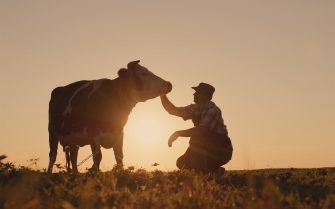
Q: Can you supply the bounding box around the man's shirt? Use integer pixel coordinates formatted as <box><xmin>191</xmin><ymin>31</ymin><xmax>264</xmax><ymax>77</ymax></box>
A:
<box><xmin>178</xmin><ymin>101</ymin><xmax>228</xmax><ymax>135</ymax></box>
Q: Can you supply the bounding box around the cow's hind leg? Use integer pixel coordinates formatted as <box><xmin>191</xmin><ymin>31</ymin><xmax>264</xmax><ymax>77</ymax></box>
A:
<box><xmin>90</xmin><ymin>143</ymin><xmax>102</xmax><ymax>171</ymax></box>
<box><xmin>70</xmin><ymin>145</ymin><xmax>79</xmax><ymax>173</ymax></box>
<box><xmin>48</xmin><ymin>128</ymin><xmax>59</xmax><ymax>173</ymax></box>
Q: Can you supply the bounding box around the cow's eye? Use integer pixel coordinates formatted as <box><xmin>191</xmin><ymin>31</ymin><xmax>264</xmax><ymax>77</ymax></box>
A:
<box><xmin>141</xmin><ymin>72</ymin><xmax>148</xmax><ymax>76</ymax></box>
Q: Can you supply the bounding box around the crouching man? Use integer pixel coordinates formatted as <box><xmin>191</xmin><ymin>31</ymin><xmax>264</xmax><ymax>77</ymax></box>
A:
<box><xmin>160</xmin><ymin>82</ymin><xmax>233</xmax><ymax>173</ymax></box>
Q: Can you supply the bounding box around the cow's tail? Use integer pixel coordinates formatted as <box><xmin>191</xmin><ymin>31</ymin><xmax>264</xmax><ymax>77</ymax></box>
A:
<box><xmin>48</xmin><ymin>125</ymin><xmax>59</xmax><ymax>173</ymax></box>
<box><xmin>48</xmin><ymin>88</ymin><xmax>60</xmax><ymax>173</ymax></box>
<box><xmin>64</xmin><ymin>146</ymin><xmax>71</xmax><ymax>172</ymax></box>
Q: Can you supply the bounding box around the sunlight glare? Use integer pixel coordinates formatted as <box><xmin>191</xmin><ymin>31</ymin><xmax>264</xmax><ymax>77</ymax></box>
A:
<box><xmin>126</xmin><ymin>115</ymin><xmax>167</xmax><ymax>142</ymax></box>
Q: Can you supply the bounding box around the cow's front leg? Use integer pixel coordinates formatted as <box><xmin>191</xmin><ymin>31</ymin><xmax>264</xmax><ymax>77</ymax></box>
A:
<box><xmin>70</xmin><ymin>145</ymin><xmax>79</xmax><ymax>173</ymax></box>
<box><xmin>113</xmin><ymin>132</ymin><xmax>124</xmax><ymax>169</ymax></box>
<box><xmin>90</xmin><ymin>142</ymin><xmax>102</xmax><ymax>171</ymax></box>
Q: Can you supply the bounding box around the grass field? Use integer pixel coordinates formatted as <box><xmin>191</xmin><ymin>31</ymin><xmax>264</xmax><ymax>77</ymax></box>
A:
<box><xmin>0</xmin><ymin>157</ymin><xmax>334</xmax><ymax>209</ymax></box>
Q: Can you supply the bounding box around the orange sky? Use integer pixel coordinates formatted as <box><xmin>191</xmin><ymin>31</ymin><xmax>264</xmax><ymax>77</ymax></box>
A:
<box><xmin>0</xmin><ymin>1</ymin><xmax>334</xmax><ymax>171</ymax></box>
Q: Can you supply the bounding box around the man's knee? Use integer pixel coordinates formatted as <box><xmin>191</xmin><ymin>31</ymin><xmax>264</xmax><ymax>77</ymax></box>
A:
<box><xmin>176</xmin><ymin>156</ymin><xmax>186</xmax><ymax>169</ymax></box>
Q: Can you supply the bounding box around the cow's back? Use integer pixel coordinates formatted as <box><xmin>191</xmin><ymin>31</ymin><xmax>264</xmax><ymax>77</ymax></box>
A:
<box><xmin>49</xmin><ymin>80</ymin><xmax>90</xmax><ymax>135</ymax></box>
<box><xmin>49</xmin><ymin>79</ymin><xmax>125</xmax><ymax>136</ymax></box>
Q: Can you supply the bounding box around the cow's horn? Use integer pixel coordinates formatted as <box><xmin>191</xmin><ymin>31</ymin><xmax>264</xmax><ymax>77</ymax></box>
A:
<box><xmin>127</xmin><ymin>60</ymin><xmax>140</xmax><ymax>69</ymax></box>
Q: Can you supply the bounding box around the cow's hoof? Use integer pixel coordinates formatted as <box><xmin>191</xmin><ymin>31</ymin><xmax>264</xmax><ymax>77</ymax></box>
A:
<box><xmin>88</xmin><ymin>166</ymin><xmax>100</xmax><ymax>174</ymax></box>
<box><xmin>71</xmin><ymin>169</ymin><xmax>79</xmax><ymax>174</ymax></box>
<box><xmin>113</xmin><ymin>163</ymin><xmax>124</xmax><ymax>170</ymax></box>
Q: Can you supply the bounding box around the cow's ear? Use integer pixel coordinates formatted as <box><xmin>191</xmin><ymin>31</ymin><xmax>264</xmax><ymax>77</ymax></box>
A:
<box><xmin>127</xmin><ymin>60</ymin><xmax>140</xmax><ymax>70</ymax></box>
<box><xmin>118</xmin><ymin>68</ymin><xmax>128</xmax><ymax>77</ymax></box>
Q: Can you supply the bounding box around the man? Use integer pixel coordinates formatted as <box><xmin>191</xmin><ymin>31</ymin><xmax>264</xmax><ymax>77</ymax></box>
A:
<box><xmin>160</xmin><ymin>82</ymin><xmax>233</xmax><ymax>173</ymax></box>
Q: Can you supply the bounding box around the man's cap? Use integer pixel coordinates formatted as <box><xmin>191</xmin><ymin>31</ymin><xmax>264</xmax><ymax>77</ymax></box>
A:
<box><xmin>191</xmin><ymin>82</ymin><xmax>215</xmax><ymax>97</ymax></box>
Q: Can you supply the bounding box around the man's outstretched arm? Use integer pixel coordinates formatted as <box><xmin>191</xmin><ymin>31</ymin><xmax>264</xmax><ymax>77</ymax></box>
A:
<box><xmin>160</xmin><ymin>94</ymin><xmax>184</xmax><ymax>116</ymax></box>
<box><xmin>168</xmin><ymin>126</ymin><xmax>210</xmax><ymax>147</ymax></box>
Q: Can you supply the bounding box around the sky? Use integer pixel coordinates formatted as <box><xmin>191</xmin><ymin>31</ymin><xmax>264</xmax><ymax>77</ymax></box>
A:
<box><xmin>0</xmin><ymin>0</ymin><xmax>334</xmax><ymax>171</ymax></box>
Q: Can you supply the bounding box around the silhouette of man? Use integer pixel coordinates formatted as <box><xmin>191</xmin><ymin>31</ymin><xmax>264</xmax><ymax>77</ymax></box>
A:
<box><xmin>160</xmin><ymin>82</ymin><xmax>233</xmax><ymax>173</ymax></box>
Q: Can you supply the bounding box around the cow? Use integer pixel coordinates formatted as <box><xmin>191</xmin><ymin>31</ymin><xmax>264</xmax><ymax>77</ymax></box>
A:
<box><xmin>48</xmin><ymin>60</ymin><xmax>172</xmax><ymax>173</ymax></box>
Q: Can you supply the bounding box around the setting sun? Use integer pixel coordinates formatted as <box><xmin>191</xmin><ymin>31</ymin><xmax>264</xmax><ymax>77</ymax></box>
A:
<box><xmin>127</xmin><ymin>115</ymin><xmax>165</xmax><ymax>143</ymax></box>
<box><xmin>120</xmin><ymin>100</ymin><xmax>191</xmax><ymax>170</ymax></box>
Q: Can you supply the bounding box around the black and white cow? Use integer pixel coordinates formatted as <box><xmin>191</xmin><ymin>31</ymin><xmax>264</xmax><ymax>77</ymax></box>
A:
<box><xmin>48</xmin><ymin>61</ymin><xmax>172</xmax><ymax>172</ymax></box>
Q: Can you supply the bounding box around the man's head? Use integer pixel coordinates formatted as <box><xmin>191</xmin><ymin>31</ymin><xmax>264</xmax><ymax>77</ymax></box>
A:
<box><xmin>192</xmin><ymin>82</ymin><xmax>215</xmax><ymax>104</ymax></box>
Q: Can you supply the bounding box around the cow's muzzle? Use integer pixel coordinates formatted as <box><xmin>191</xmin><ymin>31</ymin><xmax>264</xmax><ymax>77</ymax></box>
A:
<box><xmin>167</xmin><ymin>82</ymin><xmax>172</xmax><ymax>92</ymax></box>
<box><xmin>166</xmin><ymin>82</ymin><xmax>172</xmax><ymax>93</ymax></box>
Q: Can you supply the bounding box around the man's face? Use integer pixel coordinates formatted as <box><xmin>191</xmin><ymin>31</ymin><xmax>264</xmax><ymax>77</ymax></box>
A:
<box><xmin>193</xmin><ymin>91</ymin><xmax>206</xmax><ymax>104</ymax></box>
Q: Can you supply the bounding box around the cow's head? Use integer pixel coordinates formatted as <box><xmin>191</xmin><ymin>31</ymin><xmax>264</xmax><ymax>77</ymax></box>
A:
<box><xmin>118</xmin><ymin>60</ymin><xmax>172</xmax><ymax>102</ymax></box>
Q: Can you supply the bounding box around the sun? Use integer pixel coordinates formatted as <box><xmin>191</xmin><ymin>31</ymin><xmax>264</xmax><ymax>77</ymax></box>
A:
<box><xmin>120</xmin><ymin>101</ymin><xmax>189</xmax><ymax>169</ymax></box>
<box><xmin>126</xmin><ymin>115</ymin><xmax>167</xmax><ymax>142</ymax></box>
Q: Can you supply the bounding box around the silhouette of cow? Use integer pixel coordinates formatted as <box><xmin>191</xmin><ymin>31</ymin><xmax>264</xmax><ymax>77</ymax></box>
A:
<box><xmin>48</xmin><ymin>60</ymin><xmax>172</xmax><ymax>172</ymax></box>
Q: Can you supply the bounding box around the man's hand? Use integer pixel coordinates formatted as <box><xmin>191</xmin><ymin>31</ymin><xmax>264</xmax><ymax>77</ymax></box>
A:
<box><xmin>168</xmin><ymin>131</ymin><xmax>179</xmax><ymax>147</ymax></box>
<box><xmin>160</xmin><ymin>94</ymin><xmax>168</xmax><ymax>99</ymax></box>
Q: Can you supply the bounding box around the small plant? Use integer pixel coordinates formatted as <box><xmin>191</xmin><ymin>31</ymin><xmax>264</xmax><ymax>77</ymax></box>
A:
<box><xmin>0</xmin><ymin>155</ymin><xmax>6</xmax><ymax>161</ymax></box>
<box><xmin>27</xmin><ymin>158</ymin><xmax>40</xmax><ymax>170</ymax></box>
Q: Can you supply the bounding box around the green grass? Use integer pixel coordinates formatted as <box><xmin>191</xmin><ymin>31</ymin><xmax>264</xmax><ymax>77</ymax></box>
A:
<box><xmin>0</xmin><ymin>158</ymin><xmax>334</xmax><ymax>209</ymax></box>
